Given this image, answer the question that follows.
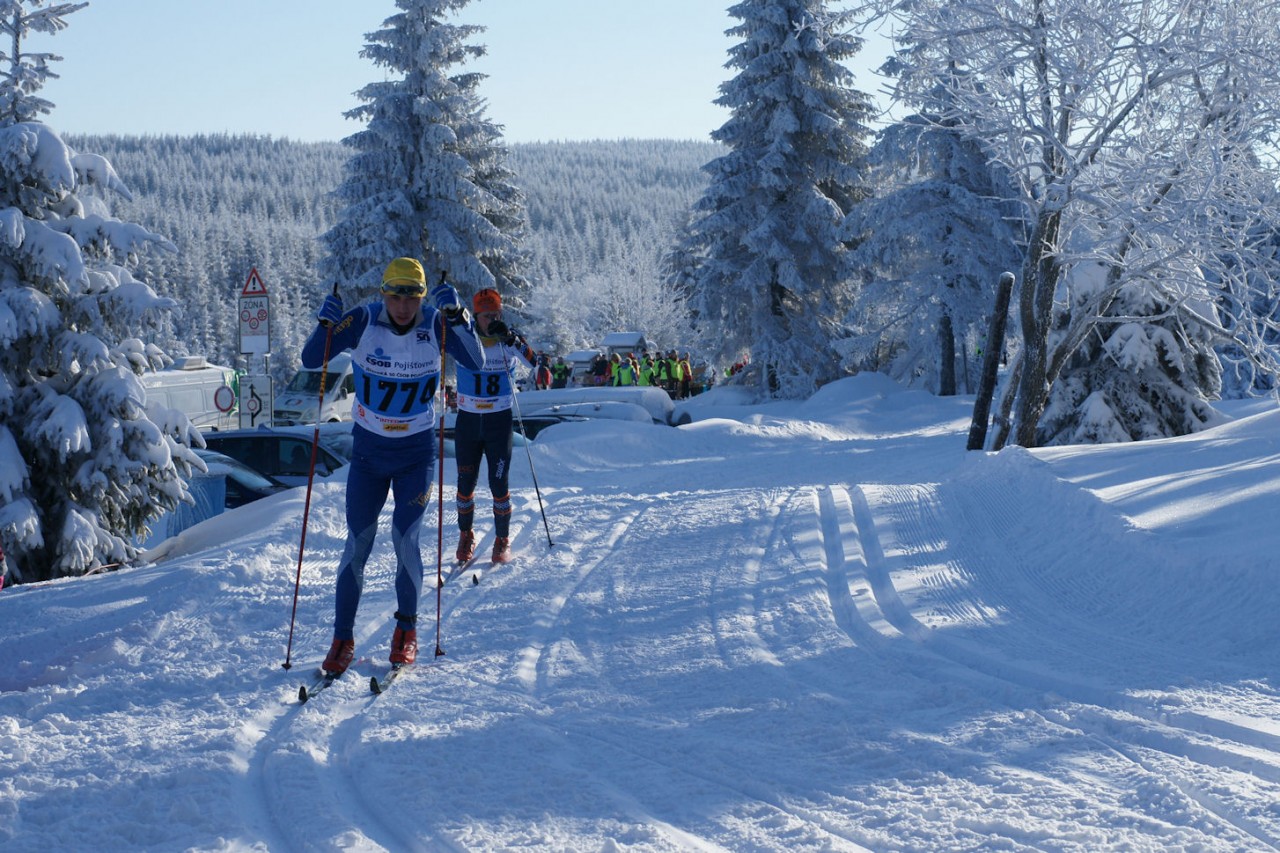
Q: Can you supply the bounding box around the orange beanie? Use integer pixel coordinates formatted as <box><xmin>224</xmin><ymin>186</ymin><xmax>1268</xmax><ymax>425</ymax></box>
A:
<box><xmin>472</xmin><ymin>288</ymin><xmax>502</xmax><ymax>313</ymax></box>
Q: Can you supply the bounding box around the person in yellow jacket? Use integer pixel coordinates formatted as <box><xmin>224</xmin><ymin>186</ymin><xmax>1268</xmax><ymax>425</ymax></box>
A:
<box><xmin>678</xmin><ymin>352</ymin><xmax>693</xmax><ymax>399</ymax></box>
<box><xmin>612</xmin><ymin>354</ymin><xmax>637</xmax><ymax>386</ymax></box>
<box><xmin>667</xmin><ymin>351</ymin><xmax>684</xmax><ymax>397</ymax></box>
<box><xmin>638</xmin><ymin>354</ymin><xmax>658</xmax><ymax>386</ymax></box>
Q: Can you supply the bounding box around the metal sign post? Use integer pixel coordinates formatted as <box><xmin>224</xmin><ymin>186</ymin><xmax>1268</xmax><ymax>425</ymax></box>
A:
<box><xmin>238</xmin><ymin>375</ymin><xmax>274</xmax><ymax>429</ymax></box>
<box><xmin>237</xmin><ymin>268</ymin><xmax>273</xmax><ymax>427</ymax></box>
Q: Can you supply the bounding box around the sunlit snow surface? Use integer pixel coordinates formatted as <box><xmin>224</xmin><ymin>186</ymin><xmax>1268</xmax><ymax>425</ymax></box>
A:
<box><xmin>3</xmin><ymin>375</ymin><xmax>1278</xmax><ymax>852</ymax></box>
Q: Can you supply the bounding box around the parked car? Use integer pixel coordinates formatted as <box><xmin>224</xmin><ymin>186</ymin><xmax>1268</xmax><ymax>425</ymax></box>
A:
<box><xmin>193</xmin><ymin>448</ymin><xmax>290</xmax><ymax>508</ymax></box>
<box><xmin>517</xmin><ymin>386</ymin><xmax>674</xmax><ymax>424</ymax></box>
<box><xmin>510</xmin><ymin>412</ymin><xmax>589</xmax><ymax>439</ymax></box>
<box><xmin>202</xmin><ymin>426</ymin><xmax>350</xmax><ymax>488</ymax></box>
<box><xmin>439</xmin><ymin>412</ymin><xmax>532</xmax><ymax>456</ymax></box>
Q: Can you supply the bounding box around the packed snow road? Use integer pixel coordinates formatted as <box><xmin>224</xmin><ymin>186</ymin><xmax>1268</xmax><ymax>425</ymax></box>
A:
<box><xmin>2</xmin><ymin>375</ymin><xmax>1278</xmax><ymax>851</ymax></box>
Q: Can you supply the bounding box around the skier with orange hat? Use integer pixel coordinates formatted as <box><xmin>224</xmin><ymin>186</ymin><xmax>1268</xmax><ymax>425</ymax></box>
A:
<box><xmin>452</xmin><ymin>287</ymin><xmax>536</xmax><ymax>565</ymax></box>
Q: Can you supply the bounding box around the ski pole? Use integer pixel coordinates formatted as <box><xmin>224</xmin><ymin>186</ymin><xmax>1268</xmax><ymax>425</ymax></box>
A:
<box><xmin>435</xmin><ymin>284</ymin><xmax>448</xmax><ymax>660</ymax></box>
<box><xmin>282</xmin><ymin>282</ymin><xmax>338</xmax><ymax>670</ymax></box>
<box><xmin>506</xmin><ymin>349</ymin><xmax>554</xmax><ymax>549</ymax></box>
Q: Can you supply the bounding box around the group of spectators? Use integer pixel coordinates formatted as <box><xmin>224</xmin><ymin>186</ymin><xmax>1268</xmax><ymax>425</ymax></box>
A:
<box><xmin>581</xmin><ymin>350</ymin><xmax>697</xmax><ymax>398</ymax></box>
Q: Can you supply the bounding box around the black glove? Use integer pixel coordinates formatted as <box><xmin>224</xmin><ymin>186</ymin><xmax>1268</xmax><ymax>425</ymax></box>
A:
<box><xmin>487</xmin><ymin>319</ymin><xmax>518</xmax><ymax>345</ymax></box>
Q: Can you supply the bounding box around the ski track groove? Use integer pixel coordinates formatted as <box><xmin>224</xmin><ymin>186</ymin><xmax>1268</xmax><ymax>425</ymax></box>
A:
<box><xmin>707</xmin><ymin>488</ymin><xmax>793</xmax><ymax>673</ymax></box>
<box><xmin>229</xmin><ymin>462</ymin><xmax>1280</xmax><ymax>850</ymax></box>
<box><xmin>558</xmin><ymin>723</ymin><xmax>875</xmax><ymax>853</ymax></box>
<box><xmin>814</xmin><ymin>485</ymin><xmax>901</xmax><ymax>648</ymax></box>
<box><xmin>244</xmin><ymin>496</ymin><xmax>517</xmax><ymax>852</ymax></box>
<box><xmin>516</xmin><ymin>499</ymin><xmax>650</xmax><ymax>699</ymax></box>
<box><xmin>846</xmin><ymin>482</ymin><xmax>1280</xmax><ymax>850</ymax></box>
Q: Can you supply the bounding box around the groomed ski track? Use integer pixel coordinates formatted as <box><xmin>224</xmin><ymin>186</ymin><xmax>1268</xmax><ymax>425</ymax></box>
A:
<box><xmin>5</xmin><ymin>382</ymin><xmax>1279</xmax><ymax>851</ymax></box>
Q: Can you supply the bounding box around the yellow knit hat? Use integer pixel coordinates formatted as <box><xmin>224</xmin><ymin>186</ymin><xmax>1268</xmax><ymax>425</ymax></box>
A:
<box><xmin>381</xmin><ymin>258</ymin><xmax>426</xmax><ymax>295</ymax></box>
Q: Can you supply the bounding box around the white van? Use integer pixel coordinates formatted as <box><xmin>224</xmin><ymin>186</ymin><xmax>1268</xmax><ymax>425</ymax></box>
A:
<box><xmin>273</xmin><ymin>353</ymin><xmax>356</xmax><ymax>425</ymax></box>
<box><xmin>141</xmin><ymin>356</ymin><xmax>239</xmax><ymax>431</ymax></box>
<box><xmin>599</xmin><ymin>331</ymin><xmax>649</xmax><ymax>359</ymax></box>
<box><xmin>563</xmin><ymin>349</ymin><xmax>602</xmax><ymax>387</ymax></box>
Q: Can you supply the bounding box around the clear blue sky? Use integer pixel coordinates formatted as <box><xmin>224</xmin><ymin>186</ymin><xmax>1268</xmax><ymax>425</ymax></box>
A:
<box><xmin>35</xmin><ymin>0</ymin><xmax>892</xmax><ymax>144</ymax></box>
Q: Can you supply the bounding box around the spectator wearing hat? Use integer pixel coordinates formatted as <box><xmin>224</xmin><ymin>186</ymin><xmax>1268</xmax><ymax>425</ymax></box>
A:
<box><xmin>590</xmin><ymin>353</ymin><xmax>608</xmax><ymax>387</ymax></box>
<box><xmin>638</xmin><ymin>354</ymin><xmax>658</xmax><ymax>387</ymax></box>
<box><xmin>534</xmin><ymin>353</ymin><xmax>552</xmax><ymax>390</ymax></box>
<box><xmin>550</xmin><ymin>355</ymin><xmax>570</xmax><ymax>389</ymax></box>
<box><xmin>679</xmin><ymin>352</ymin><xmax>693</xmax><ymax>399</ymax></box>
<box><xmin>611</xmin><ymin>353</ymin><xmax>637</xmax><ymax>386</ymax></box>
<box><xmin>305</xmin><ymin>257</ymin><xmax>484</xmax><ymax>677</ymax></box>
<box><xmin>452</xmin><ymin>288</ymin><xmax>536</xmax><ymax>566</ymax></box>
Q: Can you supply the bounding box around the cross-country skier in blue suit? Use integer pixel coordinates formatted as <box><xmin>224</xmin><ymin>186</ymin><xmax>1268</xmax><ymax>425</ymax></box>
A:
<box><xmin>302</xmin><ymin>257</ymin><xmax>484</xmax><ymax>677</ymax></box>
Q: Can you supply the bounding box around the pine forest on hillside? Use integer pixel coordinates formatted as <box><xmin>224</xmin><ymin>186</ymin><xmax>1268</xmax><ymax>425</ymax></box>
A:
<box><xmin>9</xmin><ymin>0</ymin><xmax>1280</xmax><ymax>583</ymax></box>
<box><xmin>71</xmin><ymin>134</ymin><xmax>722</xmax><ymax>385</ymax></box>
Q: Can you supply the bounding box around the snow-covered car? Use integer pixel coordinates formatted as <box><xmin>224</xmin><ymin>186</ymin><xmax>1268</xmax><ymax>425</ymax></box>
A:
<box><xmin>193</xmin><ymin>448</ymin><xmax>289</xmax><ymax>508</ymax></box>
<box><xmin>516</xmin><ymin>386</ymin><xmax>674</xmax><ymax>424</ymax></box>
<box><xmin>202</xmin><ymin>426</ymin><xmax>350</xmax><ymax>488</ymax></box>
<box><xmin>510</xmin><ymin>412</ymin><xmax>589</xmax><ymax>439</ymax></box>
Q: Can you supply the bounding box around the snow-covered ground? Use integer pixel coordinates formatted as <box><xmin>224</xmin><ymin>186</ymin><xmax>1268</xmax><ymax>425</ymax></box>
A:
<box><xmin>3</xmin><ymin>374</ymin><xmax>1279</xmax><ymax>852</ymax></box>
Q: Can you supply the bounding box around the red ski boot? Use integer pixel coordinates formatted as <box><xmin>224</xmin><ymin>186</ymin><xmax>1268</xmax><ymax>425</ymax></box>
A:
<box><xmin>491</xmin><ymin>536</ymin><xmax>511</xmax><ymax>564</ymax></box>
<box><xmin>390</xmin><ymin>627</ymin><xmax>417</xmax><ymax>666</ymax></box>
<box><xmin>322</xmin><ymin>638</ymin><xmax>355</xmax><ymax>676</ymax></box>
<box><xmin>455</xmin><ymin>530</ymin><xmax>476</xmax><ymax>564</ymax></box>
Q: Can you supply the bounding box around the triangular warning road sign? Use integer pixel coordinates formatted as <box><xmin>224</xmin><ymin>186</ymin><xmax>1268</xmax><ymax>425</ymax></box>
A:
<box><xmin>242</xmin><ymin>268</ymin><xmax>268</xmax><ymax>296</ymax></box>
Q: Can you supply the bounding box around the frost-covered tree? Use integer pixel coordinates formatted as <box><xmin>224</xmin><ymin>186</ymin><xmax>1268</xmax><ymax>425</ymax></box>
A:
<box><xmin>868</xmin><ymin>0</ymin><xmax>1280</xmax><ymax>446</ymax></box>
<box><xmin>840</xmin><ymin>111</ymin><xmax>1024</xmax><ymax>394</ymax></box>
<box><xmin>321</xmin><ymin>0</ymin><xmax>529</xmax><ymax>309</ymax></box>
<box><xmin>675</xmin><ymin>0</ymin><xmax>874</xmax><ymax>398</ymax></box>
<box><xmin>1039</xmin><ymin>261</ymin><xmax>1224</xmax><ymax>444</ymax></box>
<box><xmin>0</xmin><ymin>0</ymin><xmax>83</xmax><ymax>123</ymax></box>
<box><xmin>523</xmin><ymin>227</ymin><xmax>695</xmax><ymax>355</ymax></box>
<box><xmin>0</xmin><ymin>2</ymin><xmax>196</xmax><ymax>583</ymax></box>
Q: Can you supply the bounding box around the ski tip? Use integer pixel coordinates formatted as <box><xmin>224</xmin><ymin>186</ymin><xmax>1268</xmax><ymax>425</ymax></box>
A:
<box><xmin>298</xmin><ymin>685</ymin><xmax>309</xmax><ymax>703</ymax></box>
<box><xmin>370</xmin><ymin>675</ymin><xmax>382</xmax><ymax>694</ymax></box>
<box><xmin>472</xmin><ymin>573</ymin><xmax>480</xmax><ymax>585</ymax></box>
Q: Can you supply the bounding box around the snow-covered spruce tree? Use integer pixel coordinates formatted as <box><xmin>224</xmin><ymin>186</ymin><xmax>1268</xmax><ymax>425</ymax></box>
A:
<box><xmin>839</xmin><ymin>110</ymin><xmax>1024</xmax><ymax>394</ymax></box>
<box><xmin>675</xmin><ymin>0</ymin><xmax>874</xmax><ymax>398</ymax></box>
<box><xmin>1038</xmin><ymin>261</ymin><xmax>1224</xmax><ymax>444</ymax></box>
<box><xmin>0</xmin><ymin>1</ymin><xmax>196</xmax><ymax>583</ymax></box>
<box><xmin>321</xmin><ymin>0</ymin><xmax>529</xmax><ymax>311</ymax></box>
<box><xmin>867</xmin><ymin>0</ymin><xmax>1280</xmax><ymax>446</ymax></box>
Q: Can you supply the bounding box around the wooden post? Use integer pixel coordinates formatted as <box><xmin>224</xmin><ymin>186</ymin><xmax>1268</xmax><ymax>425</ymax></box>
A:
<box><xmin>938</xmin><ymin>312</ymin><xmax>956</xmax><ymax>396</ymax></box>
<box><xmin>966</xmin><ymin>272</ymin><xmax>1015</xmax><ymax>450</ymax></box>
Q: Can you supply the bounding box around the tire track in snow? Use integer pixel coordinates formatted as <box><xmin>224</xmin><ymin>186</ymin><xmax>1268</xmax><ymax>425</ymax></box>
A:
<box><xmin>849</xmin><ymin>483</ymin><xmax>1280</xmax><ymax>849</ymax></box>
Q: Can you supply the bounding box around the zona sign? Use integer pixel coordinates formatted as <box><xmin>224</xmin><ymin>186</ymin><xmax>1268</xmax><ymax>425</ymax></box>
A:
<box><xmin>238</xmin><ymin>268</ymin><xmax>271</xmax><ymax>354</ymax></box>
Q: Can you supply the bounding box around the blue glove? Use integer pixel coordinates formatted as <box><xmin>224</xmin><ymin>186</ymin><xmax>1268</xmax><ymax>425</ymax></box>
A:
<box><xmin>317</xmin><ymin>293</ymin><xmax>343</xmax><ymax>327</ymax></box>
<box><xmin>430</xmin><ymin>281</ymin><xmax>462</xmax><ymax>314</ymax></box>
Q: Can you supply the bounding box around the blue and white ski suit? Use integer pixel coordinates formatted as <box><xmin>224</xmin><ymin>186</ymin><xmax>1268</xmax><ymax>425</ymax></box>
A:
<box><xmin>301</xmin><ymin>300</ymin><xmax>483</xmax><ymax>640</ymax></box>
<box><xmin>453</xmin><ymin>335</ymin><xmax>535</xmax><ymax>539</ymax></box>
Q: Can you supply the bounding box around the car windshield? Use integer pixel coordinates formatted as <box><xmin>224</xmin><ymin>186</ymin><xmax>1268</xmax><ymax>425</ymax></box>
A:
<box><xmin>318</xmin><ymin>431</ymin><xmax>353</xmax><ymax>459</ymax></box>
<box><xmin>196</xmin><ymin>450</ymin><xmax>280</xmax><ymax>491</ymax></box>
<box><xmin>285</xmin><ymin>371</ymin><xmax>323</xmax><ymax>394</ymax></box>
